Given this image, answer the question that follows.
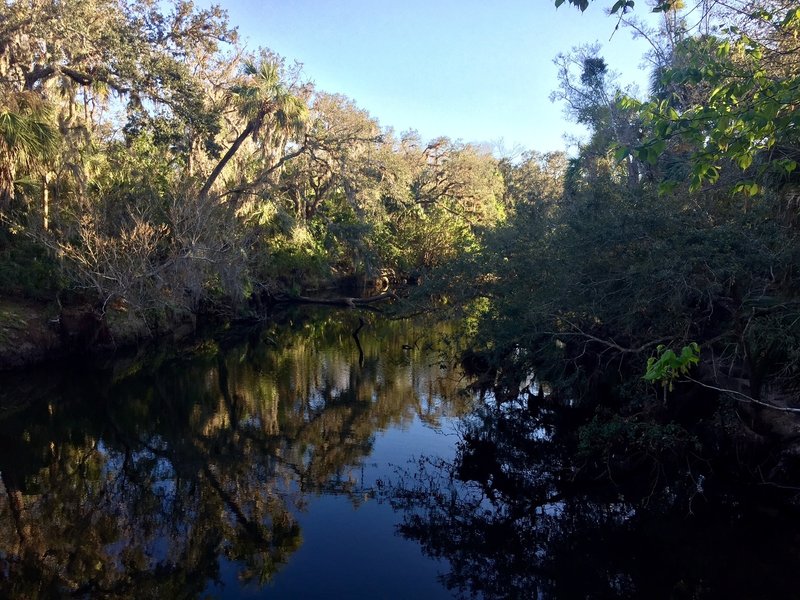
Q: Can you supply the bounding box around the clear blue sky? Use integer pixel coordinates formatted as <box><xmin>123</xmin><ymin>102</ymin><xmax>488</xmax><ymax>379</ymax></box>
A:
<box><xmin>212</xmin><ymin>1</ymin><xmax>660</xmax><ymax>154</ymax></box>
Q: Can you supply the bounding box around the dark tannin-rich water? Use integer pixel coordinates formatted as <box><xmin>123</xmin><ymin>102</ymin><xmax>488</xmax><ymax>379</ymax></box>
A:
<box><xmin>2</xmin><ymin>308</ymin><xmax>800</xmax><ymax>599</ymax></box>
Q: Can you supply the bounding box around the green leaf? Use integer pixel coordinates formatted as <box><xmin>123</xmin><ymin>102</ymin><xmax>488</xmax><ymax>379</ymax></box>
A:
<box><xmin>780</xmin><ymin>159</ymin><xmax>797</xmax><ymax>175</ymax></box>
<box><xmin>613</xmin><ymin>146</ymin><xmax>630</xmax><ymax>164</ymax></box>
<box><xmin>708</xmin><ymin>86</ymin><xmax>724</xmax><ymax>102</ymax></box>
<box><xmin>782</xmin><ymin>7</ymin><xmax>800</xmax><ymax>27</ymax></box>
<box><xmin>643</xmin><ymin>343</ymin><xmax>701</xmax><ymax>389</ymax></box>
<box><xmin>732</xmin><ymin>182</ymin><xmax>748</xmax><ymax>195</ymax></box>
<box><xmin>658</xmin><ymin>180</ymin><xmax>678</xmax><ymax>195</ymax></box>
<box><xmin>736</xmin><ymin>154</ymin><xmax>753</xmax><ymax>170</ymax></box>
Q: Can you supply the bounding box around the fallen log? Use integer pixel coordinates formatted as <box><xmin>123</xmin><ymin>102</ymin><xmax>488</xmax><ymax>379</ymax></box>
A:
<box><xmin>277</xmin><ymin>291</ymin><xmax>398</xmax><ymax>308</ymax></box>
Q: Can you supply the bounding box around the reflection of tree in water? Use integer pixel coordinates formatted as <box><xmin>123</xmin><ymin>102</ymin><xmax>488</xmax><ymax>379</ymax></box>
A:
<box><xmin>0</xmin><ymin>310</ymin><xmax>470</xmax><ymax>598</ymax></box>
<box><xmin>0</xmin><ymin>363</ymin><xmax>303</xmax><ymax>598</ymax></box>
<box><xmin>381</xmin><ymin>399</ymin><xmax>800</xmax><ymax>599</ymax></box>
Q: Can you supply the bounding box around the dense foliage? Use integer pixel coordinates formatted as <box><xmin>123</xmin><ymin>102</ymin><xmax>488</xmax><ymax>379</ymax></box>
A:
<box><xmin>0</xmin><ymin>0</ymin><xmax>505</xmax><ymax>321</ymax></box>
<box><xmin>413</xmin><ymin>0</ymin><xmax>800</xmax><ymax>487</ymax></box>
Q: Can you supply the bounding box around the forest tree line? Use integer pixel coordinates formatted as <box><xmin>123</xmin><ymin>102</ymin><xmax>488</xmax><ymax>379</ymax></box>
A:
<box><xmin>2</xmin><ymin>0</ymin><xmax>800</xmax><ymax>481</ymax></box>
<box><xmin>0</xmin><ymin>0</ymin><xmax>507</xmax><ymax>317</ymax></box>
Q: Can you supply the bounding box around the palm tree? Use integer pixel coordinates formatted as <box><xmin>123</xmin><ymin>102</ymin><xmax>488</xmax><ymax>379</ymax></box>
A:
<box><xmin>198</xmin><ymin>59</ymin><xmax>308</xmax><ymax>201</ymax></box>
<box><xmin>0</xmin><ymin>91</ymin><xmax>57</xmax><ymax>212</ymax></box>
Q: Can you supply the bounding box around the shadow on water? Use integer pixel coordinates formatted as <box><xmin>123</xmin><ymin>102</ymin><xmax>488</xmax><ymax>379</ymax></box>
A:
<box><xmin>0</xmin><ymin>308</ymin><xmax>471</xmax><ymax>598</ymax></box>
<box><xmin>379</xmin><ymin>396</ymin><xmax>800</xmax><ymax>600</ymax></box>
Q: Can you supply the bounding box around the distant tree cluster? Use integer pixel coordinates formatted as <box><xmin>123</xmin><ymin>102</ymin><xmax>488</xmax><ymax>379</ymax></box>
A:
<box><xmin>0</xmin><ymin>0</ymin><xmax>507</xmax><ymax>320</ymax></box>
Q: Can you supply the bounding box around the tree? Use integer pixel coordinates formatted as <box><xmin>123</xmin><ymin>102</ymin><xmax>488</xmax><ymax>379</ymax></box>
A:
<box><xmin>551</xmin><ymin>44</ymin><xmax>644</xmax><ymax>187</ymax></box>
<box><xmin>198</xmin><ymin>58</ymin><xmax>309</xmax><ymax>201</ymax></box>
<box><xmin>554</xmin><ymin>0</ymin><xmax>800</xmax><ymax>193</ymax></box>
<box><xmin>498</xmin><ymin>150</ymin><xmax>568</xmax><ymax>210</ymax></box>
<box><xmin>0</xmin><ymin>91</ymin><xmax>57</xmax><ymax>211</ymax></box>
<box><xmin>628</xmin><ymin>4</ymin><xmax>800</xmax><ymax>193</ymax></box>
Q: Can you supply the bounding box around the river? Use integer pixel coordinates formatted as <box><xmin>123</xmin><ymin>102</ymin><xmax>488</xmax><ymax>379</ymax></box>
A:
<box><xmin>0</xmin><ymin>309</ymin><xmax>471</xmax><ymax>598</ymax></box>
<box><xmin>2</xmin><ymin>308</ymin><xmax>800</xmax><ymax>599</ymax></box>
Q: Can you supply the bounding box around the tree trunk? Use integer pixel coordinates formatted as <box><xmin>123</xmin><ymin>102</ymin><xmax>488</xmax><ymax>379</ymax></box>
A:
<box><xmin>198</xmin><ymin>122</ymin><xmax>254</xmax><ymax>201</ymax></box>
<box><xmin>42</xmin><ymin>171</ymin><xmax>51</xmax><ymax>230</ymax></box>
<box><xmin>0</xmin><ymin>148</ymin><xmax>15</xmax><ymax>212</ymax></box>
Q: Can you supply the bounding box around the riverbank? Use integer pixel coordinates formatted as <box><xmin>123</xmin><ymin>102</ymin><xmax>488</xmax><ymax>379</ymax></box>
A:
<box><xmin>0</xmin><ymin>297</ymin><xmax>199</xmax><ymax>370</ymax></box>
<box><xmin>0</xmin><ymin>298</ymin><xmax>60</xmax><ymax>369</ymax></box>
<box><xmin>0</xmin><ymin>283</ymin><xmax>399</xmax><ymax>370</ymax></box>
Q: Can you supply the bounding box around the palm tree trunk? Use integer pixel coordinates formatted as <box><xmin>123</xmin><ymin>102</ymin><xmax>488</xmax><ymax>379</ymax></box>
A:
<box><xmin>0</xmin><ymin>147</ymin><xmax>15</xmax><ymax>211</ymax></box>
<box><xmin>43</xmin><ymin>171</ymin><xmax>51</xmax><ymax>230</ymax></box>
<box><xmin>198</xmin><ymin>122</ymin><xmax>254</xmax><ymax>201</ymax></box>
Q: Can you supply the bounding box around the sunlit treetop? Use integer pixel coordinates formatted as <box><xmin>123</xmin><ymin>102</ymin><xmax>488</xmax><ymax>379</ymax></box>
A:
<box><xmin>555</xmin><ymin>0</ymin><xmax>800</xmax><ymax>194</ymax></box>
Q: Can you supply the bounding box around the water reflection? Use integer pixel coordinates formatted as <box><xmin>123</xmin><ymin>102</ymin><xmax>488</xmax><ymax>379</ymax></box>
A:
<box><xmin>380</xmin><ymin>398</ymin><xmax>800</xmax><ymax>599</ymax></box>
<box><xmin>0</xmin><ymin>310</ymin><xmax>470</xmax><ymax>598</ymax></box>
